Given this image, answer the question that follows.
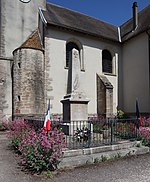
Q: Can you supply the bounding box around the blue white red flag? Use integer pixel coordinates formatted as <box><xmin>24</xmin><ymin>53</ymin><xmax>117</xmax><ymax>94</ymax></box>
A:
<box><xmin>44</xmin><ymin>100</ymin><xmax>51</xmax><ymax>131</ymax></box>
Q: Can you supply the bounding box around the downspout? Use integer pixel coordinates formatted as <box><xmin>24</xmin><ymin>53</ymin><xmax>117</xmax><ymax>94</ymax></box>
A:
<box><xmin>149</xmin><ymin>34</ymin><xmax>150</xmax><ymax>110</ymax></box>
<box><xmin>39</xmin><ymin>7</ymin><xmax>47</xmax><ymax>26</ymax></box>
<box><xmin>118</xmin><ymin>27</ymin><xmax>122</xmax><ymax>42</ymax></box>
<box><xmin>146</xmin><ymin>30</ymin><xmax>150</xmax><ymax>108</ymax></box>
<box><xmin>11</xmin><ymin>63</ymin><xmax>14</xmax><ymax>120</ymax></box>
<box><xmin>38</xmin><ymin>7</ymin><xmax>47</xmax><ymax>111</ymax></box>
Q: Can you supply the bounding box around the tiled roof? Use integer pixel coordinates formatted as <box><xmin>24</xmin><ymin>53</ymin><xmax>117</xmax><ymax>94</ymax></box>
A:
<box><xmin>42</xmin><ymin>3</ymin><xmax>119</xmax><ymax>42</ymax></box>
<box><xmin>39</xmin><ymin>3</ymin><xmax>150</xmax><ymax>43</ymax></box>
<box><xmin>20</xmin><ymin>29</ymin><xmax>43</xmax><ymax>50</ymax></box>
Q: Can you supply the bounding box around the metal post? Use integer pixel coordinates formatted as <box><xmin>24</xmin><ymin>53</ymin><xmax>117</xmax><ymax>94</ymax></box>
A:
<box><xmin>88</xmin><ymin>120</ymin><xmax>91</xmax><ymax>148</ymax></box>
<box><xmin>110</xmin><ymin>119</ymin><xmax>114</xmax><ymax>145</ymax></box>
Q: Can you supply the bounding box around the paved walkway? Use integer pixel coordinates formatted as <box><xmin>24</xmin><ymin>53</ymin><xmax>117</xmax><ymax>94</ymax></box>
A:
<box><xmin>0</xmin><ymin>131</ymin><xmax>150</xmax><ymax>182</ymax></box>
<box><xmin>0</xmin><ymin>131</ymin><xmax>42</xmax><ymax>182</ymax></box>
<box><xmin>52</xmin><ymin>153</ymin><xmax>150</xmax><ymax>182</ymax></box>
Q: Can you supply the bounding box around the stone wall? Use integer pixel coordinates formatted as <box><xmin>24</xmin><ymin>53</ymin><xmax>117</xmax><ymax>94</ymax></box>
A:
<box><xmin>0</xmin><ymin>0</ymin><xmax>6</xmax><ymax>57</ymax></box>
<box><xmin>97</xmin><ymin>74</ymin><xmax>106</xmax><ymax>115</ymax></box>
<box><xmin>97</xmin><ymin>74</ymin><xmax>113</xmax><ymax>117</ymax></box>
<box><xmin>13</xmin><ymin>48</ymin><xmax>45</xmax><ymax>117</ymax></box>
<box><xmin>0</xmin><ymin>58</ymin><xmax>13</xmax><ymax>121</ymax></box>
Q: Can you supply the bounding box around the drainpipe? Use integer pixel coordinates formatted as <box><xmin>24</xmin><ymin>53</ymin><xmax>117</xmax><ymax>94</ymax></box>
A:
<box><xmin>132</xmin><ymin>2</ymin><xmax>138</xmax><ymax>31</ymax></box>
<box><xmin>146</xmin><ymin>30</ymin><xmax>150</xmax><ymax>107</ymax></box>
<box><xmin>117</xmin><ymin>27</ymin><xmax>121</xmax><ymax>42</ymax></box>
<box><xmin>39</xmin><ymin>7</ymin><xmax>47</xmax><ymax>26</ymax></box>
<box><xmin>149</xmin><ymin>34</ymin><xmax>150</xmax><ymax>109</ymax></box>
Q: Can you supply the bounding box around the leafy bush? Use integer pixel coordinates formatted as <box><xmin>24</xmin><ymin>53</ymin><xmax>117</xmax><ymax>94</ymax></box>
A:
<box><xmin>7</xmin><ymin>119</ymin><xmax>65</xmax><ymax>173</ymax></box>
<box><xmin>139</xmin><ymin>126</ymin><xmax>150</xmax><ymax>147</ymax></box>
<box><xmin>115</xmin><ymin>121</ymin><xmax>137</xmax><ymax>139</ymax></box>
<box><xmin>117</xmin><ymin>110</ymin><xmax>125</xmax><ymax>119</ymax></box>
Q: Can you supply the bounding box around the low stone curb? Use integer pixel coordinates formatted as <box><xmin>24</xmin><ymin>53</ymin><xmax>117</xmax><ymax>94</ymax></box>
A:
<box><xmin>62</xmin><ymin>141</ymin><xmax>140</xmax><ymax>158</ymax></box>
<box><xmin>59</xmin><ymin>142</ymin><xmax>149</xmax><ymax>169</ymax></box>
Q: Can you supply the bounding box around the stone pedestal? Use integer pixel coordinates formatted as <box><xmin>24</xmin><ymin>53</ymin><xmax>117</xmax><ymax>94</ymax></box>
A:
<box><xmin>61</xmin><ymin>93</ymin><xmax>90</xmax><ymax>135</ymax></box>
<box><xmin>61</xmin><ymin>92</ymin><xmax>89</xmax><ymax>121</ymax></box>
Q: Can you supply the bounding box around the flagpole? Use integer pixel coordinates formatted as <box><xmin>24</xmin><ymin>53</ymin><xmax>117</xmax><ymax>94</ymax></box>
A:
<box><xmin>44</xmin><ymin>99</ymin><xmax>51</xmax><ymax>135</ymax></box>
<box><xmin>135</xmin><ymin>98</ymin><xmax>140</xmax><ymax>129</ymax></box>
<box><xmin>47</xmin><ymin>99</ymin><xmax>50</xmax><ymax>136</ymax></box>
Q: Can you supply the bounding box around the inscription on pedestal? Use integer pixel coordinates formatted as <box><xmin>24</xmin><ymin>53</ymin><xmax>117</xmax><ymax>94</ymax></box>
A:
<box><xmin>71</xmin><ymin>104</ymin><xmax>88</xmax><ymax>121</ymax></box>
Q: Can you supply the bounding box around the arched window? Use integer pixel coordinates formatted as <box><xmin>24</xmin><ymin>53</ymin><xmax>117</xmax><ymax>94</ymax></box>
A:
<box><xmin>66</xmin><ymin>42</ymin><xmax>80</xmax><ymax>68</ymax></box>
<box><xmin>102</xmin><ymin>50</ymin><xmax>112</xmax><ymax>73</ymax></box>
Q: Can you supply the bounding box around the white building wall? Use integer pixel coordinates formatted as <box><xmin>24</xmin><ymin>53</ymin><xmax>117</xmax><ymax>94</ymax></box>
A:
<box><xmin>45</xmin><ymin>28</ymin><xmax>121</xmax><ymax>115</ymax></box>
<box><xmin>122</xmin><ymin>32</ymin><xmax>150</xmax><ymax>113</ymax></box>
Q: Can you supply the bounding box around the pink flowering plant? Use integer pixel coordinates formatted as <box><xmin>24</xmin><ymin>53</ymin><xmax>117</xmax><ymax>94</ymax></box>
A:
<box><xmin>139</xmin><ymin>117</ymin><xmax>150</xmax><ymax>147</ymax></box>
<box><xmin>141</xmin><ymin>117</ymin><xmax>150</xmax><ymax>127</ymax></box>
<box><xmin>19</xmin><ymin>128</ymin><xmax>65</xmax><ymax>172</ymax></box>
<box><xmin>7</xmin><ymin>119</ymin><xmax>66</xmax><ymax>173</ymax></box>
<box><xmin>7</xmin><ymin>119</ymin><xmax>30</xmax><ymax>151</ymax></box>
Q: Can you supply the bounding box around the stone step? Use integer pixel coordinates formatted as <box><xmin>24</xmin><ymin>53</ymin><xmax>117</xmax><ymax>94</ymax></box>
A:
<box><xmin>59</xmin><ymin>146</ymin><xmax>149</xmax><ymax>169</ymax></box>
<box><xmin>63</xmin><ymin>141</ymin><xmax>141</xmax><ymax>158</ymax></box>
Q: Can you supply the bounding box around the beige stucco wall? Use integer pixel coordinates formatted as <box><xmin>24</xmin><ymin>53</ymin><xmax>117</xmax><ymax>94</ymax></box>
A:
<box><xmin>45</xmin><ymin>27</ymin><xmax>121</xmax><ymax>115</ymax></box>
<box><xmin>122</xmin><ymin>32</ymin><xmax>150</xmax><ymax>113</ymax></box>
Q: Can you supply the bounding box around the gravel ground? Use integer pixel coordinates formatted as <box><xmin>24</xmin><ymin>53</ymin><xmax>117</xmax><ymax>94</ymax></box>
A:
<box><xmin>0</xmin><ymin>131</ymin><xmax>150</xmax><ymax>182</ymax></box>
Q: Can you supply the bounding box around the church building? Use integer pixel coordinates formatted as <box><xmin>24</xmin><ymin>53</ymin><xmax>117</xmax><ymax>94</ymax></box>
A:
<box><xmin>0</xmin><ymin>0</ymin><xmax>149</xmax><ymax>120</ymax></box>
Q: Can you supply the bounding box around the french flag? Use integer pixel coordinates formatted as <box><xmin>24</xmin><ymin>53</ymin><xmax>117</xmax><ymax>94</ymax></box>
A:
<box><xmin>44</xmin><ymin>100</ymin><xmax>51</xmax><ymax>131</ymax></box>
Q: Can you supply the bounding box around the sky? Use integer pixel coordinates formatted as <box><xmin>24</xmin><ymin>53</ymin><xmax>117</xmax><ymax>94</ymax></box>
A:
<box><xmin>47</xmin><ymin>0</ymin><xmax>150</xmax><ymax>26</ymax></box>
